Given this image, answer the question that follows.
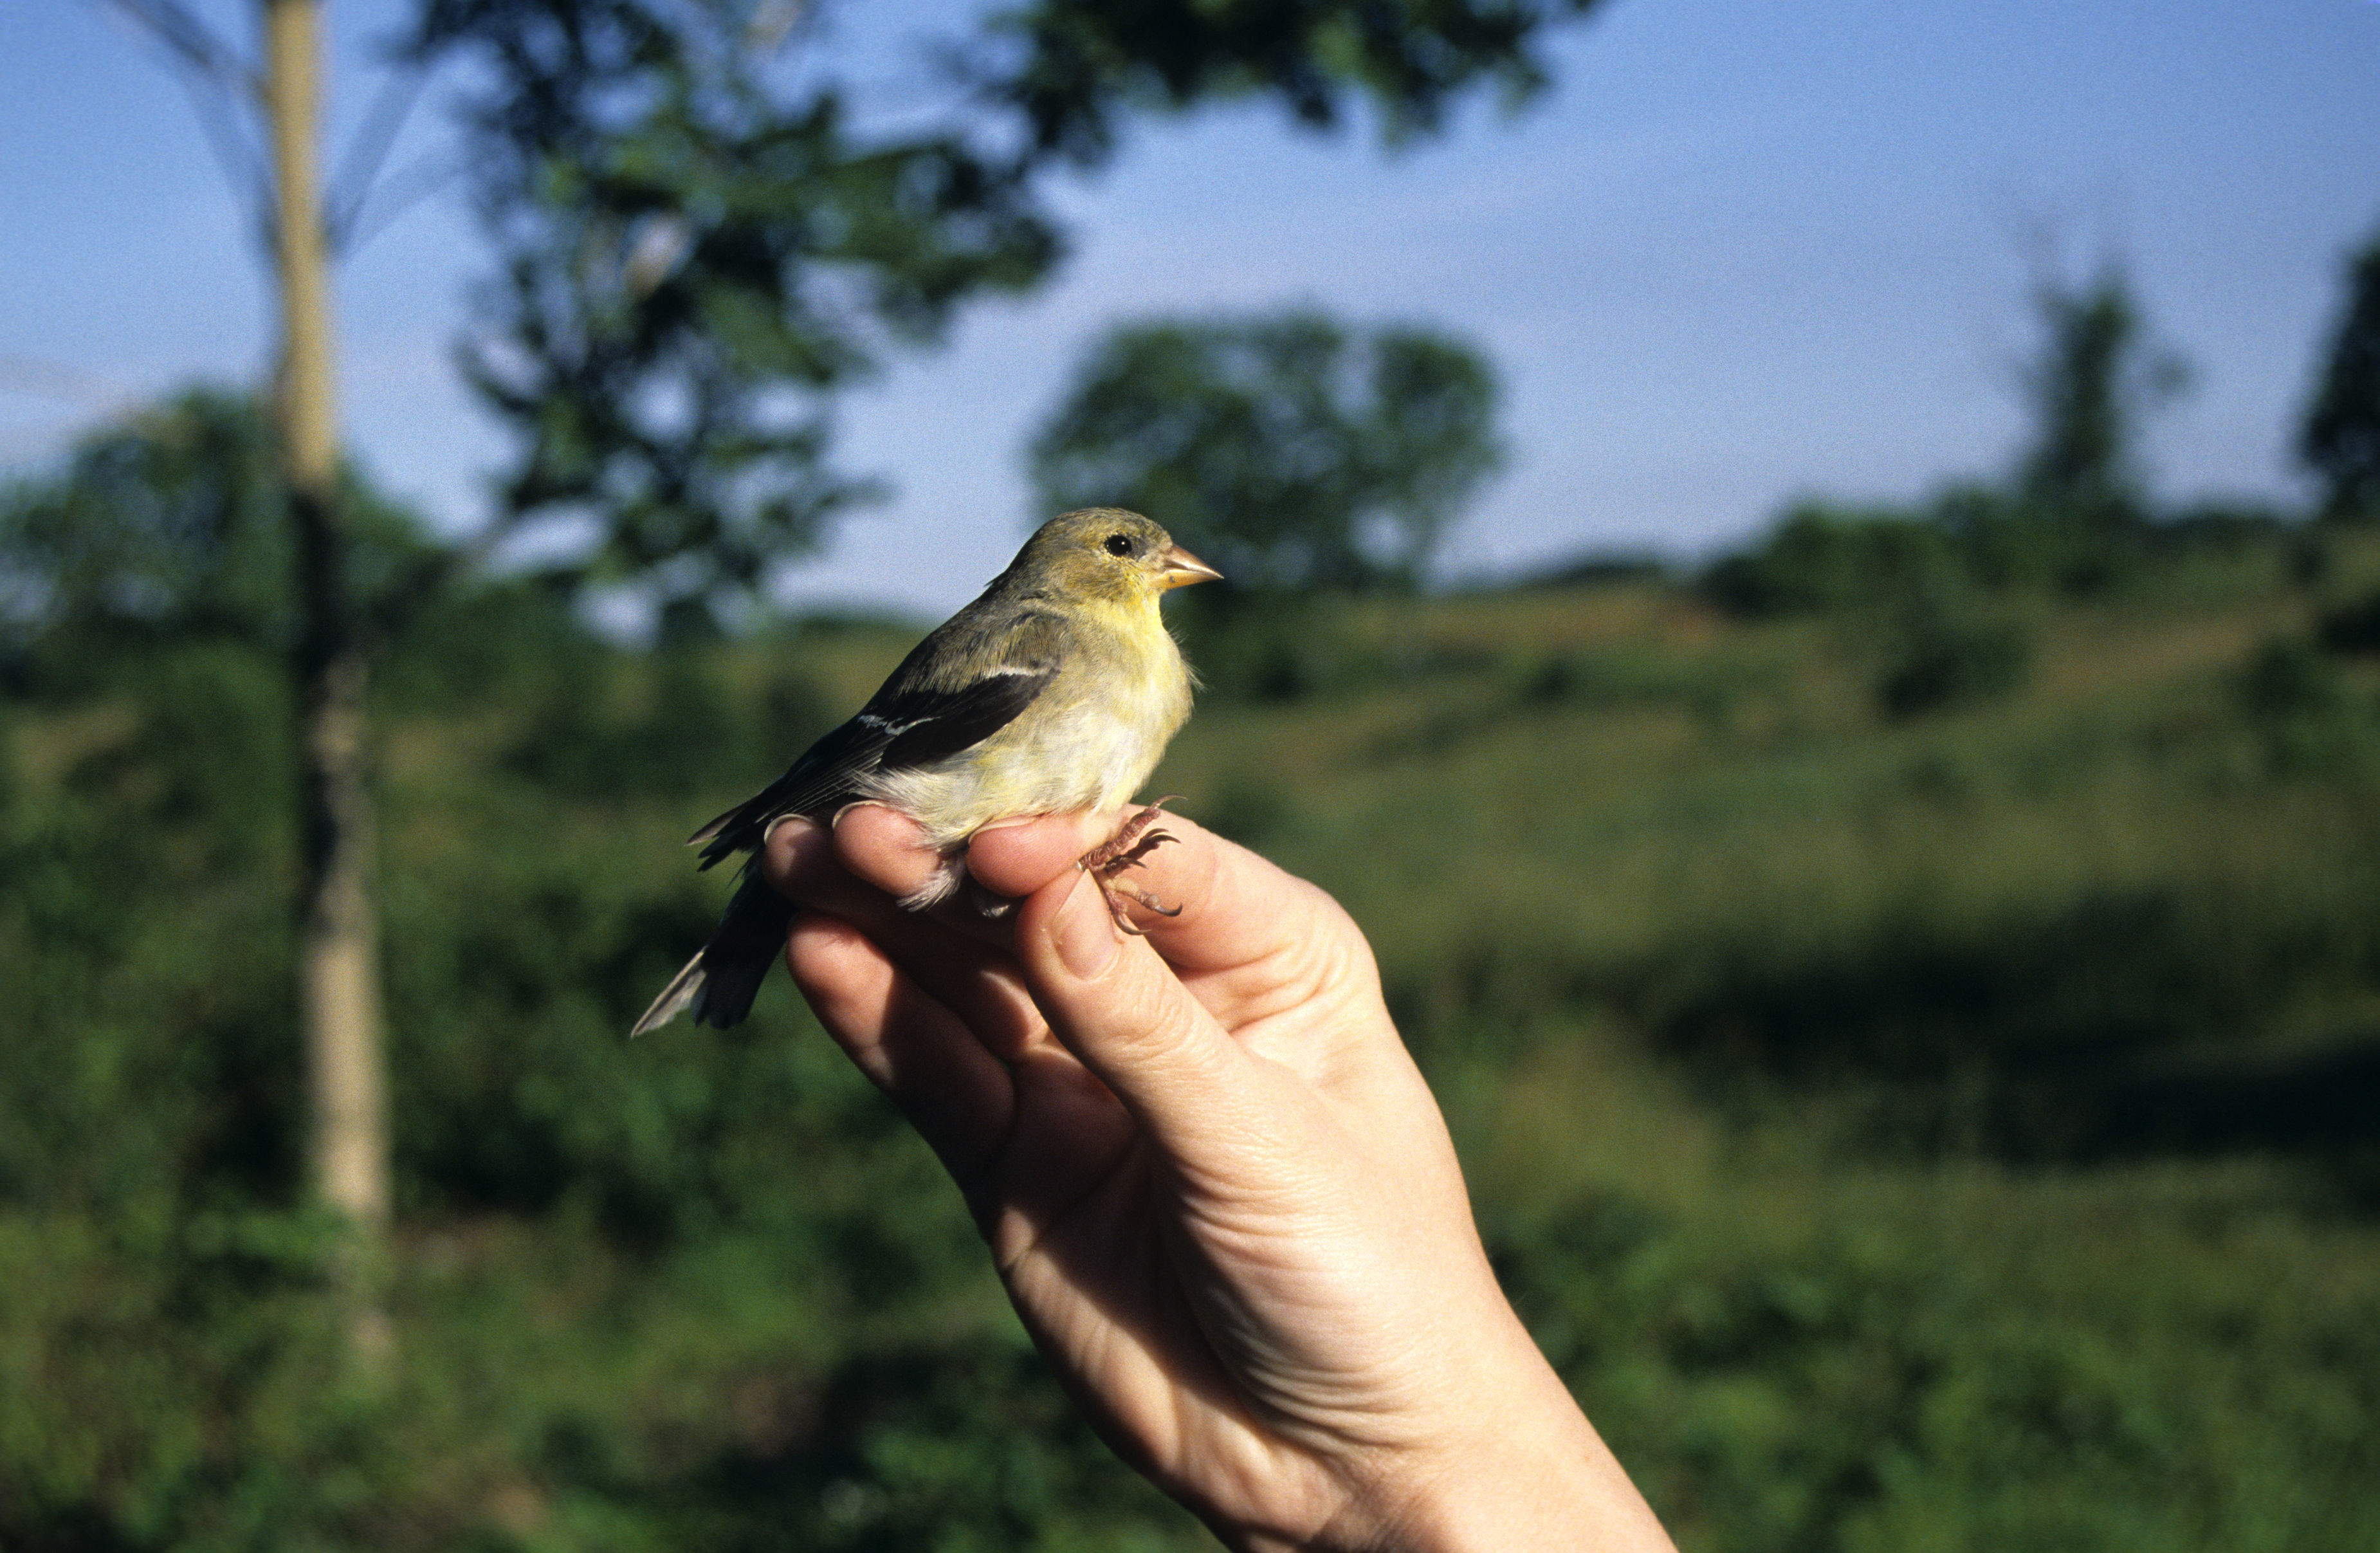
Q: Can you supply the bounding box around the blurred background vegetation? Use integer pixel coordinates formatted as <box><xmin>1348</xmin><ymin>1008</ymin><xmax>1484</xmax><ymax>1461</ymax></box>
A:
<box><xmin>8</xmin><ymin>1</ymin><xmax>2380</xmax><ymax>1550</ymax></box>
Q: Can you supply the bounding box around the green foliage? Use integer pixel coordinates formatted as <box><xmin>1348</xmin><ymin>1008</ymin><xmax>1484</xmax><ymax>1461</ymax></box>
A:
<box><xmin>1701</xmin><ymin>502</ymin><xmax>1967</xmax><ymax>617</ymax></box>
<box><xmin>982</xmin><ymin>0</ymin><xmax>1609</xmax><ymax>163</ymax></box>
<box><xmin>495</xmin><ymin>638</ymin><xmax>830</xmax><ymax>802</ymax></box>
<box><xmin>1874</xmin><ymin>606</ymin><xmax>2031</xmax><ymax>720</ymax></box>
<box><xmin>1479</xmin><ymin>1161</ymin><xmax>2380</xmax><ymax>1553</ymax></box>
<box><xmin>12</xmin><ymin>510</ymin><xmax>2380</xmax><ymax>1544</ymax></box>
<box><xmin>1514</xmin><ymin>642</ymin><xmax>1762</xmax><ymax>722</ymax></box>
<box><xmin>1167</xmin><ymin>589</ymin><xmax>1494</xmax><ymax>705</ymax></box>
<box><xmin>2316</xmin><ymin>587</ymin><xmax>2380</xmax><ymax>654</ymax></box>
<box><xmin>416</xmin><ymin>0</ymin><xmax>1582</xmax><ymax>618</ymax></box>
<box><xmin>0</xmin><ymin>586</ymin><xmax>1213</xmax><ymax>1550</ymax></box>
<box><xmin>2236</xmin><ymin>634</ymin><xmax>2380</xmax><ymax>778</ymax></box>
<box><xmin>1030</xmin><ymin>311</ymin><xmax>1504</xmax><ymax>592</ymax></box>
<box><xmin>0</xmin><ymin>387</ymin><xmax>280</xmax><ymax>649</ymax></box>
<box><xmin>2302</xmin><ymin>225</ymin><xmax>2380</xmax><ymax>523</ymax></box>
<box><xmin>1699</xmin><ymin>484</ymin><xmax>2280</xmax><ymax>630</ymax></box>
<box><xmin>1176</xmin><ymin>593</ymin><xmax>1365</xmax><ymax>703</ymax></box>
<box><xmin>412</xmin><ymin>0</ymin><xmax>1058</xmax><ymax>612</ymax></box>
<box><xmin>2238</xmin><ymin>636</ymin><xmax>2346</xmax><ymax>721</ymax></box>
<box><xmin>0</xmin><ymin>388</ymin><xmax>439</xmax><ymax>676</ymax></box>
<box><xmin>1151</xmin><ymin>548</ymin><xmax>2380</xmax><ymax>1171</ymax></box>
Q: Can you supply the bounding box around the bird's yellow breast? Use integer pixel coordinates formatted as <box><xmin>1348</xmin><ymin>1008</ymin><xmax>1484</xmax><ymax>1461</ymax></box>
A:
<box><xmin>863</xmin><ymin>592</ymin><xmax>1193</xmax><ymax>847</ymax></box>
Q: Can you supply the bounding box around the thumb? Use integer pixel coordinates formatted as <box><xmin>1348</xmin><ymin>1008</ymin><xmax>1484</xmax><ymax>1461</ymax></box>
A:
<box><xmin>1015</xmin><ymin>867</ymin><xmax>1259</xmax><ymax>1150</ymax></box>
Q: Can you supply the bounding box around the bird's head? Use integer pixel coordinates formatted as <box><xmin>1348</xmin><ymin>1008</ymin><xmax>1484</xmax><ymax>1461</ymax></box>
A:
<box><xmin>1011</xmin><ymin>508</ymin><xmax>1222</xmax><ymax>610</ymax></box>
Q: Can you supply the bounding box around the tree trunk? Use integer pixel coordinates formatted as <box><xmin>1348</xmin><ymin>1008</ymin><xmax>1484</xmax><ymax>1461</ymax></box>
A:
<box><xmin>264</xmin><ymin>0</ymin><xmax>392</xmax><ymax>1371</ymax></box>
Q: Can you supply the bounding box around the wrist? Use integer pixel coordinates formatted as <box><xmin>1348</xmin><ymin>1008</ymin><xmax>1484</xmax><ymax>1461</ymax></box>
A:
<box><xmin>1311</xmin><ymin>1342</ymin><xmax>1671</xmax><ymax>1553</ymax></box>
<box><xmin>1361</xmin><ymin>1384</ymin><xmax>1634</xmax><ymax>1551</ymax></box>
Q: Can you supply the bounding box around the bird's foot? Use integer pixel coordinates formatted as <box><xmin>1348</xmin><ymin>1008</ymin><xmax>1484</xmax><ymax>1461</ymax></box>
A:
<box><xmin>1079</xmin><ymin>797</ymin><xmax>1184</xmax><ymax>935</ymax></box>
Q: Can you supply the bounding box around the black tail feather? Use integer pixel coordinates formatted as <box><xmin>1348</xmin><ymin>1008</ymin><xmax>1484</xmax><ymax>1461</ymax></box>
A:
<box><xmin>631</xmin><ymin>872</ymin><xmax>799</xmax><ymax>1035</ymax></box>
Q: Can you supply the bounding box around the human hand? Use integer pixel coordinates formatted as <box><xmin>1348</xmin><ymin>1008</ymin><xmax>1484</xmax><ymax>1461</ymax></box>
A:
<box><xmin>764</xmin><ymin>807</ymin><xmax>1673</xmax><ymax>1553</ymax></box>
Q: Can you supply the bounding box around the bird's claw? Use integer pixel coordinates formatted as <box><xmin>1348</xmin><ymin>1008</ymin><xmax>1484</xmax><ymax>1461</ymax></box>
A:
<box><xmin>1079</xmin><ymin>798</ymin><xmax>1184</xmax><ymax>933</ymax></box>
<box><xmin>1079</xmin><ymin>796</ymin><xmax>1180</xmax><ymax>872</ymax></box>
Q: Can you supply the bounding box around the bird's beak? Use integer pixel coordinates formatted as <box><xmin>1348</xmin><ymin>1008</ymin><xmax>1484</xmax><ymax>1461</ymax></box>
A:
<box><xmin>1157</xmin><ymin>544</ymin><xmax>1222</xmax><ymax>591</ymax></box>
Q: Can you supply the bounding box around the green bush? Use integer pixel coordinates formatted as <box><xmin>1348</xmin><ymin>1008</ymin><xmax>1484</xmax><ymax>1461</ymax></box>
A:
<box><xmin>2316</xmin><ymin>587</ymin><xmax>2380</xmax><ymax>654</ymax></box>
<box><xmin>1483</xmin><ymin>1168</ymin><xmax>2380</xmax><ymax>1553</ymax></box>
<box><xmin>1702</xmin><ymin>503</ymin><xmax>1965</xmax><ymax>618</ymax></box>
<box><xmin>1875</xmin><ymin>612</ymin><xmax>2031</xmax><ymax>719</ymax></box>
<box><xmin>2237</xmin><ymin>636</ymin><xmax>2380</xmax><ymax>777</ymax></box>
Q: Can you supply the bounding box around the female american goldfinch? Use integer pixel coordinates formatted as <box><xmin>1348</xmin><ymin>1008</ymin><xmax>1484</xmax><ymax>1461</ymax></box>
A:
<box><xmin>632</xmin><ymin>508</ymin><xmax>1220</xmax><ymax>1036</ymax></box>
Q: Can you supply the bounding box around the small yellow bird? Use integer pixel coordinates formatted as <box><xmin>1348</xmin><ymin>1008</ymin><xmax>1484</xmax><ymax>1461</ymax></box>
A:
<box><xmin>632</xmin><ymin>508</ymin><xmax>1220</xmax><ymax>1035</ymax></box>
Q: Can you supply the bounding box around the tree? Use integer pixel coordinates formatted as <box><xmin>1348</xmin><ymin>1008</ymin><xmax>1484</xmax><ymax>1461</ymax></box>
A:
<box><xmin>2012</xmin><ymin>264</ymin><xmax>2189</xmax><ymax>533</ymax></box>
<box><xmin>96</xmin><ymin>0</ymin><xmax>400</xmax><ymax>1362</ymax></box>
<box><xmin>412</xmin><ymin>0</ymin><xmax>1598</xmax><ymax>618</ymax></box>
<box><xmin>259</xmin><ymin>0</ymin><xmax>401</xmax><ymax>1366</ymax></box>
<box><xmin>2302</xmin><ymin>227</ymin><xmax>2380</xmax><ymax>522</ymax></box>
<box><xmin>1028</xmin><ymin>311</ymin><xmax>1505</xmax><ymax>590</ymax></box>
<box><xmin>408</xmin><ymin>0</ymin><xmax>1054</xmax><ymax>615</ymax></box>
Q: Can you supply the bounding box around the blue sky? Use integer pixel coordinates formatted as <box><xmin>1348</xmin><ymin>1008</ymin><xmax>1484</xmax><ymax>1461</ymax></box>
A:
<box><xmin>5</xmin><ymin>1</ymin><xmax>2379</xmax><ymax>618</ymax></box>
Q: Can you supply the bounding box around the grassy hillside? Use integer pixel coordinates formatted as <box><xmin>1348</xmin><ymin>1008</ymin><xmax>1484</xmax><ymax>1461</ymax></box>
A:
<box><xmin>1153</xmin><ymin>537</ymin><xmax>2380</xmax><ymax>1548</ymax></box>
<box><xmin>4</xmin><ymin>528</ymin><xmax>2379</xmax><ymax>1550</ymax></box>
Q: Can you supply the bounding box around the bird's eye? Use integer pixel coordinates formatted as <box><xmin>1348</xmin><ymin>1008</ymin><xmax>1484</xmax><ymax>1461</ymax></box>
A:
<box><xmin>1104</xmin><ymin>533</ymin><xmax>1135</xmax><ymax>558</ymax></box>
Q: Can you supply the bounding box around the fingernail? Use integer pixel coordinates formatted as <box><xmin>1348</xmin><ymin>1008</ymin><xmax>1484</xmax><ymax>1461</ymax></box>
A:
<box><xmin>762</xmin><ymin>816</ymin><xmax>825</xmax><ymax>884</ymax></box>
<box><xmin>1053</xmin><ymin>870</ymin><xmax>1121</xmax><ymax>979</ymax></box>
<box><xmin>764</xmin><ymin>814</ymin><xmax>820</xmax><ymax>856</ymax></box>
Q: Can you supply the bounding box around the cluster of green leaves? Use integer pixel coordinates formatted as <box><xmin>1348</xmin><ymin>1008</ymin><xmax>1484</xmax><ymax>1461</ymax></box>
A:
<box><xmin>411</xmin><ymin>0</ymin><xmax>1595</xmax><ymax>620</ymax></box>
<box><xmin>411</xmin><ymin>0</ymin><xmax>1056</xmax><ymax>607</ymax></box>
<box><xmin>981</xmin><ymin>0</ymin><xmax>1602</xmax><ymax>163</ymax></box>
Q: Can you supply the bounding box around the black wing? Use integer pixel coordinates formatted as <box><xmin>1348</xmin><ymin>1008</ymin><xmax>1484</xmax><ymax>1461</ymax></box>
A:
<box><xmin>688</xmin><ymin>659</ymin><xmax>1056</xmax><ymax>868</ymax></box>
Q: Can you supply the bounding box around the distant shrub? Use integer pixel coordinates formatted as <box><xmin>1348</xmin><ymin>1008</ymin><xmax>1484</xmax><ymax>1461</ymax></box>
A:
<box><xmin>1199</xmin><ymin>769</ymin><xmax>1299</xmax><ymax>849</ymax></box>
<box><xmin>2317</xmin><ymin>587</ymin><xmax>2380</xmax><ymax>654</ymax></box>
<box><xmin>1948</xmin><ymin>497</ymin><xmax>2156</xmax><ymax>596</ymax></box>
<box><xmin>1876</xmin><ymin>614</ymin><xmax>2031</xmax><ymax>719</ymax></box>
<box><xmin>2241</xmin><ymin>636</ymin><xmax>2348</xmax><ymax>718</ymax></box>
<box><xmin>1515</xmin><ymin>645</ymin><xmax>1751</xmax><ymax>724</ymax></box>
<box><xmin>1707</xmin><ymin>490</ymin><xmax>2303</xmax><ymax>621</ymax></box>
<box><xmin>1702</xmin><ymin>503</ymin><xmax>1962</xmax><ymax>617</ymax></box>
<box><xmin>2238</xmin><ymin>634</ymin><xmax>2380</xmax><ymax>777</ymax></box>
<box><xmin>2155</xmin><ymin>500</ymin><xmax>2294</xmax><ymax>553</ymax></box>
<box><xmin>375</xmin><ymin>578</ymin><xmax>587</xmax><ymax>712</ymax></box>
<box><xmin>1483</xmin><ymin>1182</ymin><xmax>2380</xmax><ymax>1553</ymax></box>
<box><xmin>1629</xmin><ymin>888</ymin><xmax>2216</xmax><ymax>1087</ymax></box>
<box><xmin>1522</xmin><ymin>552</ymin><xmax>1671</xmax><ymax>589</ymax></box>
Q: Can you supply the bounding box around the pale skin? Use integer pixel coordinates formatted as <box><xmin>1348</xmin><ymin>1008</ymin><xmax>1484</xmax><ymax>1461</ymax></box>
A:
<box><xmin>763</xmin><ymin>805</ymin><xmax>1678</xmax><ymax>1553</ymax></box>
